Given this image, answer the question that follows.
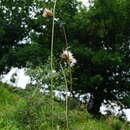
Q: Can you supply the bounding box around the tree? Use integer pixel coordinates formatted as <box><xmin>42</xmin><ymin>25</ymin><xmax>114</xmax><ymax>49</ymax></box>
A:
<box><xmin>0</xmin><ymin>0</ymin><xmax>37</xmax><ymax>74</ymax></box>
<box><xmin>70</xmin><ymin>0</ymin><xmax>130</xmax><ymax>115</ymax></box>
<box><xmin>0</xmin><ymin>0</ymin><xmax>78</xmax><ymax>73</ymax></box>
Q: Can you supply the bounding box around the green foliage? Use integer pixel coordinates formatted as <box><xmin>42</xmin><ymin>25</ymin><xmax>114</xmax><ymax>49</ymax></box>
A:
<box><xmin>0</xmin><ymin>82</ymin><xmax>130</xmax><ymax>130</ymax></box>
<box><xmin>26</xmin><ymin>58</ymin><xmax>71</xmax><ymax>92</ymax></box>
<box><xmin>0</xmin><ymin>0</ymin><xmax>37</xmax><ymax>73</ymax></box>
<box><xmin>70</xmin><ymin>0</ymin><xmax>130</xmax><ymax>114</ymax></box>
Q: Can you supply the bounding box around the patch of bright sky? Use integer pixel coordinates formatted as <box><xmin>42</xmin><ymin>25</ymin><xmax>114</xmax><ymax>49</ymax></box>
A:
<box><xmin>2</xmin><ymin>68</ymin><xmax>30</xmax><ymax>89</ymax></box>
<box><xmin>80</xmin><ymin>0</ymin><xmax>90</xmax><ymax>7</ymax></box>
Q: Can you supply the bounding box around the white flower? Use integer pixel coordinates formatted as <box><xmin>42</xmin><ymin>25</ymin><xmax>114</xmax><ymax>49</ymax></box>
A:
<box><xmin>61</xmin><ymin>50</ymin><xmax>77</xmax><ymax>67</ymax></box>
<box><xmin>42</xmin><ymin>8</ymin><xmax>53</xmax><ymax>17</ymax></box>
<box><xmin>70</xmin><ymin>57</ymin><xmax>77</xmax><ymax>67</ymax></box>
<box><xmin>61</xmin><ymin>50</ymin><xmax>72</xmax><ymax>61</ymax></box>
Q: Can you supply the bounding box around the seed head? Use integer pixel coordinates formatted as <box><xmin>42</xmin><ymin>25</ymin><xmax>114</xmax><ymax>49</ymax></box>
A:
<box><xmin>61</xmin><ymin>50</ymin><xmax>77</xmax><ymax>67</ymax></box>
<box><xmin>42</xmin><ymin>8</ymin><xmax>53</xmax><ymax>17</ymax></box>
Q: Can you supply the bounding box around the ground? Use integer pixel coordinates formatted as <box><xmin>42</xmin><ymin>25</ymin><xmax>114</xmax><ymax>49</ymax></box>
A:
<box><xmin>0</xmin><ymin>82</ymin><xmax>130</xmax><ymax>130</ymax></box>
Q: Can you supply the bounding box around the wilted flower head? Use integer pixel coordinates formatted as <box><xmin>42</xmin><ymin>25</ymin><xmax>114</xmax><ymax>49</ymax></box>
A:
<box><xmin>42</xmin><ymin>8</ymin><xmax>53</xmax><ymax>17</ymax></box>
<box><xmin>61</xmin><ymin>50</ymin><xmax>77</xmax><ymax>67</ymax></box>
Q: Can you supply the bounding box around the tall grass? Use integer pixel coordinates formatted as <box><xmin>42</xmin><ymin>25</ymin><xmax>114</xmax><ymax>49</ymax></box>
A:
<box><xmin>0</xmin><ymin>82</ymin><xmax>130</xmax><ymax>130</ymax></box>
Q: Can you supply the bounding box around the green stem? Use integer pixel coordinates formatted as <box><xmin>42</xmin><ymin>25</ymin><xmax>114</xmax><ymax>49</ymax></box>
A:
<box><xmin>69</xmin><ymin>65</ymin><xmax>73</xmax><ymax>97</ymax></box>
<box><xmin>60</xmin><ymin>64</ymin><xmax>69</xmax><ymax>130</ymax></box>
<box><xmin>51</xmin><ymin>1</ymin><xmax>57</xmax><ymax>70</ymax></box>
<box><xmin>50</xmin><ymin>0</ymin><xmax>57</xmax><ymax>128</ymax></box>
<box><xmin>62</xmin><ymin>26</ymin><xmax>74</xmax><ymax>97</ymax></box>
<box><xmin>32</xmin><ymin>85</ymin><xmax>39</xmax><ymax>97</ymax></box>
<box><xmin>62</xmin><ymin>26</ymin><xmax>68</xmax><ymax>48</ymax></box>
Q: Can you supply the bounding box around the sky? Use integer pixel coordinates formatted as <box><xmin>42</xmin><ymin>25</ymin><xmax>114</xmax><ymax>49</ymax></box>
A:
<box><xmin>2</xmin><ymin>68</ymin><xmax>30</xmax><ymax>89</ymax></box>
<box><xmin>1</xmin><ymin>0</ymin><xmax>130</xmax><ymax>121</ymax></box>
<box><xmin>80</xmin><ymin>0</ymin><xmax>90</xmax><ymax>6</ymax></box>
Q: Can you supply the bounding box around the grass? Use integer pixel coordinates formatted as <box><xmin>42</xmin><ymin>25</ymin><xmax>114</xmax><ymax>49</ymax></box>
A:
<box><xmin>0</xmin><ymin>82</ymin><xmax>130</xmax><ymax>130</ymax></box>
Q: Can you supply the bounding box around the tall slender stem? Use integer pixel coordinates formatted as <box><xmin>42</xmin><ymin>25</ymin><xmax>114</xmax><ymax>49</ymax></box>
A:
<box><xmin>51</xmin><ymin>0</ymin><xmax>57</xmax><ymax>70</ymax></box>
<box><xmin>60</xmin><ymin>64</ymin><xmax>69</xmax><ymax>130</ymax></box>
<box><xmin>50</xmin><ymin>0</ymin><xmax>57</xmax><ymax>128</ymax></box>
<box><xmin>62</xmin><ymin>26</ymin><xmax>74</xmax><ymax>97</ymax></box>
<box><xmin>69</xmin><ymin>65</ymin><xmax>73</xmax><ymax>96</ymax></box>
<box><xmin>62</xmin><ymin>26</ymin><xmax>68</xmax><ymax>48</ymax></box>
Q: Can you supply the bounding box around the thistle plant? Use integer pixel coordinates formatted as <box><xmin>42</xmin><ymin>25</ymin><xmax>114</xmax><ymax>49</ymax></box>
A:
<box><xmin>61</xmin><ymin>49</ymin><xmax>77</xmax><ymax>67</ymax></box>
<box><xmin>26</xmin><ymin>0</ymin><xmax>77</xmax><ymax>129</ymax></box>
<box><xmin>48</xmin><ymin>1</ymin><xmax>77</xmax><ymax>127</ymax></box>
<box><xmin>60</xmin><ymin>20</ymin><xmax>77</xmax><ymax>130</ymax></box>
<box><xmin>43</xmin><ymin>0</ymin><xmax>58</xmax><ymax>128</ymax></box>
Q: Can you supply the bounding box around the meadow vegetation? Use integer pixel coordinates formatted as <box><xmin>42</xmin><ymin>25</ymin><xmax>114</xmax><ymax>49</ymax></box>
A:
<box><xmin>0</xmin><ymin>82</ymin><xmax>129</xmax><ymax>130</ymax></box>
<box><xmin>1</xmin><ymin>0</ymin><xmax>130</xmax><ymax>129</ymax></box>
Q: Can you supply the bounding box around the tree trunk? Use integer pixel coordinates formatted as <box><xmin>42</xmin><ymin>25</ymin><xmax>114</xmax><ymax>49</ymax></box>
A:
<box><xmin>87</xmin><ymin>97</ymin><xmax>103</xmax><ymax>116</ymax></box>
